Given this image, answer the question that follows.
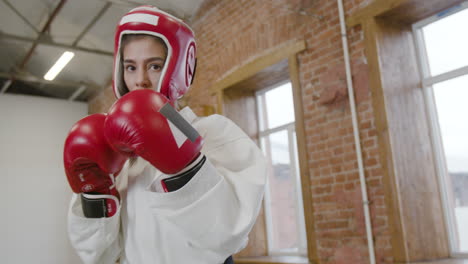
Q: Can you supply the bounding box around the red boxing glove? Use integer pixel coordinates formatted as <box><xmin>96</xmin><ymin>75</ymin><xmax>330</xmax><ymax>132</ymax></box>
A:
<box><xmin>64</xmin><ymin>114</ymin><xmax>127</xmax><ymax>217</ymax></box>
<box><xmin>104</xmin><ymin>89</ymin><xmax>203</xmax><ymax>174</ymax></box>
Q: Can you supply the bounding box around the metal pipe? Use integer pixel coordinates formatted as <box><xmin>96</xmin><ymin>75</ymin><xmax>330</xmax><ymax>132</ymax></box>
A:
<box><xmin>0</xmin><ymin>32</ymin><xmax>113</xmax><ymax>57</ymax></box>
<box><xmin>0</xmin><ymin>79</ymin><xmax>13</xmax><ymax>94</ymax></box>
<box><xmin>336</xmin><ymin>0</ymin><xmax>377</xmax><ymax>263</ymax></box>
<box><xmin>72</xmin><ymin>2</ymin><xmax>112</xmax><ymax>46</ymax></box>
<box><xmin>0</xmin><ymin>72</ymin><xmax>93</xmax><ymax>89</ymax></box>
<box><xmin>18</xmin><ymin>0</ymin><xmax>68</xmax><ymax>69</ymax></box>
<box><xmin>2</xmin><ymin>0</ymin><xmax>39</xmax><ymax>34</ymax></box>
<box><xmin>97</xmin><ymin>0</ymin><xmax>142</xmax><ymax>7</ymax></box>
<box><xmin>68</xmin><ymin>85</ymin><xmax>87</xmax><ymax>101</ymax></box>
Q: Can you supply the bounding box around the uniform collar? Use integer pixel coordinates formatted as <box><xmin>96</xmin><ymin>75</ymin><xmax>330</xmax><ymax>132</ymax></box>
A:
<box><xmin>179</xmin><ymin>106</ymin><xmax>197</xmax><ymax>124</ymax></box>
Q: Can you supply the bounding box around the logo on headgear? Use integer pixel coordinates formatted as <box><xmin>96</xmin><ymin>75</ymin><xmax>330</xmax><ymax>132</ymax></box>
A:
<box><xmin>185</xmin><ymin>43</ymin><xmax>196</xmax><ymax>87</ymax></box>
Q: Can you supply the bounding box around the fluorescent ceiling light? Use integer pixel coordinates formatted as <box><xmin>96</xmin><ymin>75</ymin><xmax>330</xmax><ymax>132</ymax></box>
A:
<box><xmin>44</xmin><ymin>51</ymin><xmax>75</xmax><ymax>81</ymax></box>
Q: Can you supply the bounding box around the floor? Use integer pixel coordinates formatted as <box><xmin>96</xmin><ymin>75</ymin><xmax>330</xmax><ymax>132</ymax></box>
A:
<box><xmin>235</xmin><ymin>256</ymin><xmax>309</xmax><ymax>264</ymax></box>
<box><xmin>411</xmin><ymin>259</ymin><xmax>468</xmax><ymax>264</ymax></box>
<box><xmin>234</xmin><ymin>257</ymin><xmax>468</xmax><ymax>264</ymax></box>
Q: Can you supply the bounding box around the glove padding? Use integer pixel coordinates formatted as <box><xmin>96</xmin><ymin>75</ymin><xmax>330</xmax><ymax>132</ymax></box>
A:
<box><xmin>64</xmin><ymin>113</ymin><xmax>127</xmax><ymax>217</ymax></box>
<box><xmin>104</xmin><ymin>89</ymin><xmax>203</xmax><ymax>174</ymax></box>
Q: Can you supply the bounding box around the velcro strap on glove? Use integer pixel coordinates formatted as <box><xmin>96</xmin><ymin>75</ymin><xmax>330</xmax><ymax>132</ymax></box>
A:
<box><xmin>80</xmin><ymin>193</ymin><xmax>119</xmax><ymax>218</ymax></box>
<box><xmin>161</xmin><ymin>155</ymin><xmax>206</xmax><ymax>192</ymax></box>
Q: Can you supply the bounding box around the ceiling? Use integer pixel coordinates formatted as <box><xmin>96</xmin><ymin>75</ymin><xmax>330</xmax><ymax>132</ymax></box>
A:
<box><xmin>0</xmin><ymin>0</ymin><xmax>205</xmax><ymax>102</ymax></box>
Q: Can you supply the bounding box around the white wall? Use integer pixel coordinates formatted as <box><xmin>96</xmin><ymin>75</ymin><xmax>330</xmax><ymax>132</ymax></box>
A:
<box><xmin>0</xmin><ymin>94</ymin><xmax>87</xmax><ymax>264</ymax></box>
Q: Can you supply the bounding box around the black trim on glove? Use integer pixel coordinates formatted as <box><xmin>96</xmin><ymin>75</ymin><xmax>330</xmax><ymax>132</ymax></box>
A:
<box><xmin>81</xmin><ymin>193</ymin><xmax>107</xmax><ymax>218</ymax></box>
<box><xmin>162</xmin><ymin>155</ymin><xmax>206</xmax><ymax>192</ymax></box>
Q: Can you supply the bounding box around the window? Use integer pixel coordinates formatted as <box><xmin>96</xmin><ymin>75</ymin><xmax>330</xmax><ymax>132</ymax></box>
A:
<box><xmin>256</xmin><ymin>82</ymin><xmax>307</xmax><ymax>256</ymax></box>
<box><xmin>413</xmin><ymin>2</ymin><xmax>468</xmax><ymax>255</ymax></box>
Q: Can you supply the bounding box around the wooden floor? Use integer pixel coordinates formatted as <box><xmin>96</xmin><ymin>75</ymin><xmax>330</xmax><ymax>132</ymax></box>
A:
<box><xmin>235</xmin><ymin>256</ymin><xmax>309</xmax><ymax>264</ymax></box>
<box><xmin>411</xmin><ymin>259</ymin><xmax>468</xmax><ymax>264</ymax></box>
<box><xmin>234</xmin><ymin>257</ymin><xmax>468</xmax><ymax>264</ymax></box>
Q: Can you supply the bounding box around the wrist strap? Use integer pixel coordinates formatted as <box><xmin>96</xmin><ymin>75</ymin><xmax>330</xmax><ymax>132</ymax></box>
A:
<box><xmin>80</xmin><ymin>193</ymin><xmax>119</xmax><ymax>218</ymax></box>
<box><xmin>161</xmin><ymin>155</ymin><xmax>206</xmax><ymax>192</ymax></box>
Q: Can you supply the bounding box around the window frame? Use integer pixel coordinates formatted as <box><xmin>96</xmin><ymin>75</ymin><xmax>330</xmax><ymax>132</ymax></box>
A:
<box><xmin>412</xmin><ymin>2</ymin><xmax>468</xmax><ymax>256</ymax></box>
<box><xmin>255</xmin><ymin>81</ymin><xmax>308</xmax><ymax>256</ymax></box>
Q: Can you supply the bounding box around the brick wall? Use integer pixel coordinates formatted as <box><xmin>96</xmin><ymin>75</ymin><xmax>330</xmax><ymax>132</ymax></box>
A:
<box><xmin>187</xmin><ymin>0</ymin><xmax>392</xmax><ymax>263</ymax></box>
<box><xmin>88</xmin><ymin>1</ymin><xmax>393</xmax><ymax>263</ymax></box>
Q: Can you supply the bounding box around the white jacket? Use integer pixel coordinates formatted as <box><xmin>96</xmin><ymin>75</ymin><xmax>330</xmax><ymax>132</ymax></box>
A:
<box><xmin>67</xmin><ymin>107</ymin><xmax>267</xmax><ymax>264</ymax></box>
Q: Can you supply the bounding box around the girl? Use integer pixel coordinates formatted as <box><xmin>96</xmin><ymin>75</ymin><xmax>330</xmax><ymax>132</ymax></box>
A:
<box><xmin>64</xmin><ymin>6</ymin><xmax>266</xmax><ymax>264</ymax></box>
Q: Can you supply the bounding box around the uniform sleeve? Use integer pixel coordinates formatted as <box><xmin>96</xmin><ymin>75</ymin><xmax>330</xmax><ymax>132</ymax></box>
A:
<box><xmin>152</xmin><ymin>115</ymin><xmax>267</xmax><ymax>260</ymax></box>
<box><xmin>67</xmin><ymin>194</ymin><xmax>122</xmax><ymax>264</ymax></box>
<box><xmin>201</xmin><ymin>136</ymin><xmax>267</xmax><ymax>252</ymax></box>
<box><xmin>66</xmin><ymin>161</ymin><xmax>130</xmax><ymax>264</ymax></box>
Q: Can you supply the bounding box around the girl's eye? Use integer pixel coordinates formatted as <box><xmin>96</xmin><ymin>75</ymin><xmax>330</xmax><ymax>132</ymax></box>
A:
<box><xmin>125</xmin><ymin>65</ymin><xmax>135</xmax><ymax>71</ymax></box>
<box><xmin>150</xmin><ymin>64</ymin><xmax>163</xmax><ymax>71</ymax></box>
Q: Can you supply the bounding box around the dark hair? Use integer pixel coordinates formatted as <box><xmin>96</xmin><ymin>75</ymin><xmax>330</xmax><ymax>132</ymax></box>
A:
<box><xmin>118</xmin><ymin>34</ymin><xmax>168</xmax><ymax>96</ymax></box>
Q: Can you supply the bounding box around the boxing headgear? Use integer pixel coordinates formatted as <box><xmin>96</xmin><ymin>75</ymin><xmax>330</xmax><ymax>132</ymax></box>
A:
<box><xmin>113</xmin><ymin>5</ymin><xmax>196</xmax><ymax>101</ymax></box>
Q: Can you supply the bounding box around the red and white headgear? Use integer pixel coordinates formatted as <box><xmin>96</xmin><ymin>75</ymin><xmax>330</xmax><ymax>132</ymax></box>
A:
<box><xmin>113</xmin><ymin>5</ymin><xmax>196</xmax><ymax>101</ymax></box>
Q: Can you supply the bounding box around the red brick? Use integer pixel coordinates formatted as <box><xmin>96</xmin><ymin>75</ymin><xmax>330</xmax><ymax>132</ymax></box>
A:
<box><xmin>82</xmin><ymin>0</ymin><xmax>394</xmax><ymax>262</ymax></box>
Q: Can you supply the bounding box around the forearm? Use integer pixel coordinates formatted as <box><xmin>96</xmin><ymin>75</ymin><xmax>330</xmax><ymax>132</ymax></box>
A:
<box><xmin>156</xmin><ymin>154</ymin><xmax>265</xmax><ymax>256</ymax></box>
<box><xmin>68</xmin><ymin>194</ymin><xmax>122</xmax><ymax>264</ymax></box>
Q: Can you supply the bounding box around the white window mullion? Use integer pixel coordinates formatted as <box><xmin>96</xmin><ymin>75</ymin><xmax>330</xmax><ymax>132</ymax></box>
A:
<box><xmin>263</xmin><ymin>163</ymin><xmax>275</xmax><ymax>255</ymax></box>
<box><xmin>292</xmin><ymin>128</ymin><xmax>308</xmax><ymax>254</ymax></box>
<box><xmin>287</xmin><ymin>125</ymin><xmax>300</xmax><ymax>255</ymax></box>
<box><xmin>255</xmin><ymin>91</ymin><xmax>269</xmax><ymax>133</ymax></box>
<box><xmin>259</xmin><ymin>121</ymin><xmax>296</xmax><ymax>138</ymax></box>
<box><xmin>288</xmin><ymin>124</ymin><xmax>307</xmax><ymax>255</ymax></box>
<box><xmin>260</xmin><ymin>133</ymin><xmax>275</xmax><ymax>255</ymax></box>
<box><xmin>412</xmin><ymin>26</ymin><xmax>431</xmax><ymax>79</ymax></box>
<box><xmin>423</xmin><ymin>66</ymin><xmax>468</xmax><ymax>87</ymax></box>
<box><xmin>257</xmin><ymin>91</ymin><xmax>275</xmax><ymax>255</ymax></box>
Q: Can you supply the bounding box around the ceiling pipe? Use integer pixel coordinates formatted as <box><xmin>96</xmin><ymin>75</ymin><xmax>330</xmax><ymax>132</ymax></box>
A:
<box><xmin>0</xmin><ymin>72</ymin><xmax>94</xmax><ymax>89</ymax></box>
<box><xmin>0</xmin><ymin>79</ymin><xmax>13</xmax><ymax>94</ymax></box>
<box><xmin>72</xmin><ymin>2</ymin><xmax>112</xmax><ymax>47</ymax></box>
<box><xmin>97</xmin><ymin>0</ymin><xmax>142</xmax><ymax>7</ymax></box>
<box><xmin>68</xmin><ymin>85</ymin><xmax>87</xmax><ymax>101</ymax></box>
<box><xmin>2</xmin><ymin>0</ymin><xmax>40</xmax><ymax>34</ymax></box>
<box><xmin>18</xmin><ymin>0</ymin><xmax>68</xmax><ymax>69</ymax></box>
<box><xmin>97</xmin><ymin>0</ymin><xmax>185</xmax><ymax>20</ymax></box>
<box><xmin>0</xmin><ymin>32</ymin><xmax>113</xmax><ymax>57</ymax></box>
<box><xmin>1</xmin><ymin>0</ymin><xmax>68</xmax><ymax>95</ymax></box>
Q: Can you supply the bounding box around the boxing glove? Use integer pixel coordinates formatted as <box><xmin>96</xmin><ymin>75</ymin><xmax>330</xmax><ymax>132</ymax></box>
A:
<box><xmin>104</xmin><ymin>89</ymin><xmax>203</xmax><ymax>175</ymax></box>
<box><xmin>64</xmin><ymin>114</ymin><xmax>128</xmax><ymax>217</ymax></box>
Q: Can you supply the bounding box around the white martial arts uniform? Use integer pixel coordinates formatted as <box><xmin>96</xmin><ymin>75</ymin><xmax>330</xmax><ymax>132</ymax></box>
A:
<box><xmin>67</xmin><ymin>107</ymin><xmax>267</xmax><ymax>264</ymax></box>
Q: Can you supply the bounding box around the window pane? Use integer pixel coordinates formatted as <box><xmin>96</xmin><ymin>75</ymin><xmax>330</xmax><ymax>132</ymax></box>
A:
<box><xmin>423</xmin><ymin>7</ymin><xmax>468</xmax><ymax>76</ymax></box>
<box><xmin>265</xmin><ymin>83</ymin><xmax>295</xmax><ymax>129</ymax></box>
<box><xmin>433</xmin><ymin>74</ymin><xmax>468</xmax><ymax>251</ymax></box>
<box><xmin>263</xmin><ymin>130</ymin><xmax>299</xmax><ymax>251</ymax></box>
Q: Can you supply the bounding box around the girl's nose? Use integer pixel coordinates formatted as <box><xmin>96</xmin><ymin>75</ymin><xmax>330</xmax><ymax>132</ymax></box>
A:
<box><xmin>136</xmin><ymin>70</ymin><xmax>150</xmax><ymax>88</ymax></box>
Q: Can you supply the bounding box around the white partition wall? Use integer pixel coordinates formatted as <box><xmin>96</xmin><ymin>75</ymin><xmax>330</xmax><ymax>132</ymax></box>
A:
<box><xmin>0</xmin><ymin>94</ymin><xmax>87</xmax><ymax>264</ymax></box>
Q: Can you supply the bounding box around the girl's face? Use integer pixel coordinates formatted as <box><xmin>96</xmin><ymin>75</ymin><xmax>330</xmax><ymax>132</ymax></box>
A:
<box><xmin>122</xmin><ymin>37</ymin><xmax>167</xmax><ymax>92</ymax></box>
